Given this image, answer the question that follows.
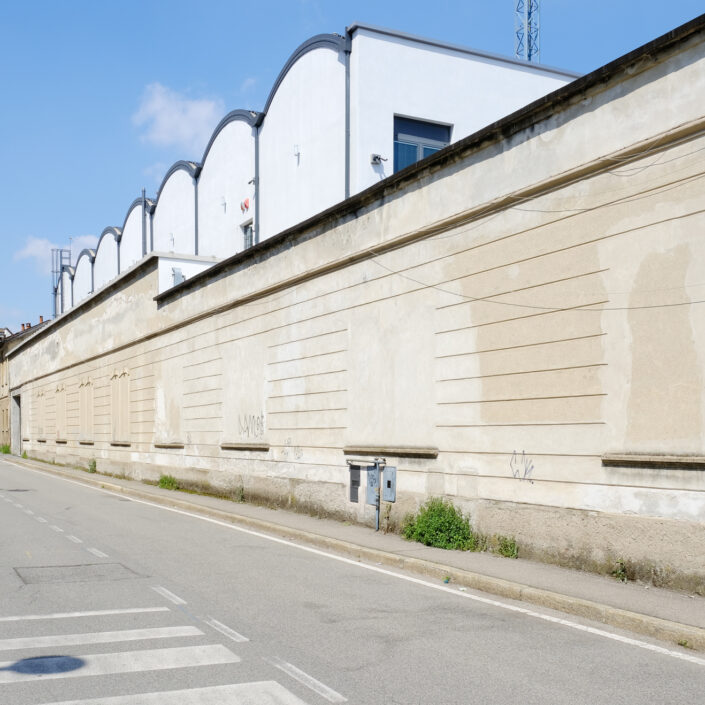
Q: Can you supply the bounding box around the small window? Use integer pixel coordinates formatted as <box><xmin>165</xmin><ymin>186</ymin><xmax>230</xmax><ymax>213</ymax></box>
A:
<box><xmin>172</xmin><ymin>268</ymin><xmax>185</xmax><ymax>286</ymax></box>
<box><xmin>393</xmin><ymin>116</ymin><xmax>451</xmax><ymax>173</ymax></box>
<box><xmin>242</xmin><ymin>220</ymin><xmax>254</xmax><ymax>249</ymax></box>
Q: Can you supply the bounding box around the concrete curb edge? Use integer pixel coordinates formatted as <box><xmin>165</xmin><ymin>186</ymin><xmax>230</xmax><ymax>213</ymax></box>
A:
<box><xmin>7</xmin><ymin>456</ymin><xmax>705</xmax><ymax>653</ymax></box>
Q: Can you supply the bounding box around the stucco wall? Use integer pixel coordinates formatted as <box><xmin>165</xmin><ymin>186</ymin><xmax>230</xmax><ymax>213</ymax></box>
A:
<box><xmin>120</xmin><ymin>205</ymin><xmax>143</xmax><ymax>273</ymax></box>
<box><xmin>198</xmin><ymin>120</ymin><xmax>256</xmax><ymax>258</ymax></box>
<box><xmin>349</xmin><ymin>28</ymin><xmax>573</xmax><ymax>192</ymax></box>
<box><xmin>153</xmin><ymin>170</ymin><xmax>196</xmax><ymax>255</ymax></box>
<box><xmin>10</xmin><ymin>28</ymin><xmax>705</xmax><ymax>590</ymax></box>
<box><xmin>258</xmin><ymin>46</ymin><xmax>346</xmax><ymax>241</ymax></box>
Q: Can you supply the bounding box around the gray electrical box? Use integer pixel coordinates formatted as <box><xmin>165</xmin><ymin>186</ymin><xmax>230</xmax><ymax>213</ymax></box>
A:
<box><xmin>366</xmin><ymin>466</ymin><xmax>380</xmax><ymax>506</ymax></box>
<box><xmin>349</xmin><ymin>465</ymin><xmax>360</xmax><ymax>503</ymax></box>
<box><xmin>382</xmin><ymin>466</ymin><xmax>397</xmax><ymax>502</ymax></box>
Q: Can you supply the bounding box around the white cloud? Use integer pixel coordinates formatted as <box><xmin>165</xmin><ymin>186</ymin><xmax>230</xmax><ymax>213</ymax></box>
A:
<box><xmin>13</xmin><ymin>235</ymin><xmax>98</xmax><ymax>275</ymax></box>
<box><xmin>132</xmin><ymin>83</ymin><xmax>225</xmax><ymax>156</ymax></box>
<box><xmin>239</xmin><ymin>76</ymin><xmax>257</xmax><ymax>94</ymax></box>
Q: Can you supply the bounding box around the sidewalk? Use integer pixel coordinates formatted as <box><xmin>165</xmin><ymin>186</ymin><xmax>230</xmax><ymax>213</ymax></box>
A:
<box><xmin>6</xmin><ymin>455</ymin><xmax>705</xmax><ymax>652</ymax></box>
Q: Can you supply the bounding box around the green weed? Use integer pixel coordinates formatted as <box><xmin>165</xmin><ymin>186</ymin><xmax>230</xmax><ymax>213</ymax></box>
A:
<box><xmin>158</xmin><ymin>474</ymin><xmax>179</xmax><ymax>490</ymax></box>
<box><xmin>612</xmin><ymin>559</ymin><xmax>629</xmax><ymax>583</ymax></box>
<box><xmin>21</xmin><ymin>451</ymin><xmax>27</xmax><ymax>459</ymax></box>
<box><xmin>402</xmin><ymin>498</ymin><xmax>476</xmax><ymax>551</ymax></box>
<box><xmin>0</xmin><ymin>444</ymin><xmax>10</xmax><ymax>454</ymax></box>
<box><xmin>87</xmin><ymin>459</ymin><xmax>97</xmax><ymax>474</ymax></box>
<box><xmin>496</xmin><ymin>535</ymin><xmax>519</xmax><ymax>559</ymax></box>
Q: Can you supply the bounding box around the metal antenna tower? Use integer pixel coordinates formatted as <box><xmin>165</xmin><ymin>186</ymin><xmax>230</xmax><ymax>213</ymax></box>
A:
<box><xmin>51</xmin><ymin>248</ymin><xmax>71</xmax><ymax>318</ymax></box>
<box><xmin>515</xmin><ymin>0</ymin><xmax>540</xmax><ymax>62</ymax></box>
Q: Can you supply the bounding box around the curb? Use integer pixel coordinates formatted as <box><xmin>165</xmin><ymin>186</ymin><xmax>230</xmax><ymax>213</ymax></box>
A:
<box><xmin>7</xmin><ymin>456</ymin><xmax>705</xmax><ymax>653</ymax></box>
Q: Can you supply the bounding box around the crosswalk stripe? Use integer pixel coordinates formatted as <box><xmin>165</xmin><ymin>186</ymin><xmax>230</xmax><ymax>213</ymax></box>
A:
<box><xmin>204</xmin><ymin>617</ymin><xmax>249</xmax><ymax>643</ymax></box>
<box><xmin>0</xmin><ymin>625</ymin><xmax>203</xmax><ymax>651</ymax></box>
<box><xmin>268</xmin><ymin>657</ymin><xmax>347</xmax><ymax>703</ymax></box>
<box><xmin>0</xmin><ymin>644</ymin><xmax>239</xmax><ymax>683</ymax></box>
<box><xmin>0</xmin><ymin>607</ymin><xmax>170</xmax><ymax>622</ymax></box>
<box><xmin>151</xmin><ymin>586</ymin><xmax>186</xmax><ymax>605</ymax></box>
<box><xmin>35</xmin><ymin>681</ymin><xmax>309</xmax><ymax>705</ymax></box>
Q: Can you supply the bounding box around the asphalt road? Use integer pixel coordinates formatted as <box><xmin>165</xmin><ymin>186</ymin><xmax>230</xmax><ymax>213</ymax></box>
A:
<box><xmin>0</xmin><ymin>457</ymin><xmax>703</xmax><ymax>705</ymax></box>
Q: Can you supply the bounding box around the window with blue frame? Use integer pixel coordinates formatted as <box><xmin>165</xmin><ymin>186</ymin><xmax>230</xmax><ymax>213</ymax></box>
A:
<box><xmin>393</xmin><ymin>116</ymin><xmax>451</xmax><ymax>173</ymax></box>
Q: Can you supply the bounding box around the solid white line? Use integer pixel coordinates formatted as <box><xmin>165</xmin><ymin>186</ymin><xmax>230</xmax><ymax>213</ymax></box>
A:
<box><xmin>50</xmin><ymin>524</ymin><xmax>64</xmax><ymax>532</ymax></box>
<box><xmin>204</xmin><ymin>617</ymin><xmax>249</xmax><ymax>643</ymax></box>
<box><xmin>87</xmin><ymin>547</ymin><xmax>109</xmax><ymax>558</ymax></box>
<box><xmin>67</xmin><ymin>534</ymin><xmax>83</xmax><ymax>543</ymax></box>
<box><xmin>0</xmin><ymin>607</ymin><xmax>170</xmax><ymax>622</ymax></box>
<box><xmin>10</xmin><ymin>460</ymin><xmax>705</xmax><ymax>668</ymax></box>
<box><xmin>0</xmin><ymin>644</ymin><xmax>239</xmax><ymax>683</ymax></box>
<box><xmin>35</xmin><ymin>516</ymin><xmax>47</xmax><ymax>523</ymax></box>
<box><xmin>35</xmin><ymin>681</ymin><xmax>308</xmax><ymax>705</ymax></box>
<box><xmin>0</xmin><ymin>626</ymin><xmax>203</xmax><ymax>651</ymax></box>
<box><xmin>268</xmin><ymin>656</ymin><xmax>347</xmax><ymax>703</ymax></box>
<box><xmin>151</xmin><ymin>585</ymin><xmax>187</xmax><ymax>605</ymax></box>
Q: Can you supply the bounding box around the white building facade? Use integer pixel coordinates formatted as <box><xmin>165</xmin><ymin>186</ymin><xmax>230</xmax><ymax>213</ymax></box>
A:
<box><xmin>55</xmin><ymin>23</ymin><xmax>576</xmax><ymax>316</ymax></box>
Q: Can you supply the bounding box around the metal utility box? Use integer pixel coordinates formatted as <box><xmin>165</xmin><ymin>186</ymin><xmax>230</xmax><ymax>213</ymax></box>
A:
<box><xmin>366</xmin><ymin>465</ymin><xmax>380</xmax><ymax>506</ymax></box>
<box><xmin>382</xmin><ymin>466</ymin><xmax>397</xmax><ymax>502</ymax></box>
<box><xmin>349</xmin><ymin>465</ymin><xmax>361</xmax><ymax>503</ymax></box>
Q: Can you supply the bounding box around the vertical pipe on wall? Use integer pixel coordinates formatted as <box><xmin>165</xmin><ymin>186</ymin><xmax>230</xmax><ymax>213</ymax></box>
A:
<box><xmin>193</xmin><ymin>177</ymin><xmax>199</xmax><ymax>255</ymax></box>
<box><xmin>141</xmin><ymin>189</ymin><xmax>147</xmax><ymax>256</ymax></box>
<box><xmin>254</xmin><ymin>122</ymin><xmax>261</xmax><ymax>245</ymax></box>
<box><xmin>344</xmin><ymin>33</ymin><xmax>352</xmax><ymax>199</ymax></box>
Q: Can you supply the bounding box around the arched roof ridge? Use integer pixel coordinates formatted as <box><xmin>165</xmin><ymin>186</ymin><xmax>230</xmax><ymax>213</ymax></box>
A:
<box><xmin>120</xmin><ymin>198</ymin><xmax>147</xmax><ymax>233</ymax></box>
<box><xmin>75</xmin><ymin>248</ymin><xmax>96</xmax><ymax>267</ymax></box>
<box><xmin>260</xmin><ymin>33</ymin><xmax>348</xmax><ymax>117</ymax></box>
<box><xmin>154</xmin><ymin>161</ymin><xmax>201</xmax><ymax>209</ymax></box>
<box><xmin>60</xmin><ymin>264</ymin><xmax>75</xmax><ymax>278</ymax></box>
<box><xmin>200</xmin><ymin>109</ymin><xmax>262</xmax><ymax>166</ymax></box>
<box><xmin>97</xmin><ymin>226</ymin><xmax>122</xmax><ymax>249</ymax></box>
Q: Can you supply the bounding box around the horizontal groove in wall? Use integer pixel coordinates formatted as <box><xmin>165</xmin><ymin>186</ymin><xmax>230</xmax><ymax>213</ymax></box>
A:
<box><xmin>220</xmin><ymin>442</ymin><xmax>270</xmax><ymax>451</ymax></box>
<box><xmin>344</xmin><ymin>446</ymin><xmax>439</xmax><ymax>459</ymax></box>
<box><xmin>437</xmin><ymin>393</ymin><xmax>607</xmax><ymax>405</ymax></box>
<box><xmin>602</xmin><ymin>453</ymin><xmax>705</xmax><ymax>470</ymax></box>
<box><xmin>153</xmin><ymin>443</ymin><xmax>185</xmax><ymax>449</ymax></box>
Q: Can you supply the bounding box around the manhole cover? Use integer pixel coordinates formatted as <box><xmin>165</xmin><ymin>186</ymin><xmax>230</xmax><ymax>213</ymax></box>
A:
<box><xmin>15</xmin><ymin>563</ymin><xmax>141</xmax><ymax>585</ymax></box>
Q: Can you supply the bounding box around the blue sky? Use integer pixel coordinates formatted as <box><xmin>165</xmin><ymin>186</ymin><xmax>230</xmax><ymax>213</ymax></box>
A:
<box><xmin>1</xmin><ymin>0</ymin><xmax>703</xmax><ymax>332</ymax></box>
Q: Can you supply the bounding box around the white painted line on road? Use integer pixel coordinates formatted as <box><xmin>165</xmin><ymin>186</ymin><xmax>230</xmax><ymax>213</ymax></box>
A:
<box><xmin>67</xmin><ymin>534</ymin><xmax>83</xmax><ymax>543</ymax></box>
<box><xmin>0</xmin><ymin>607</ymin><xmax>170</xmax><ymax>622</ymax></box>
<box><xmin>23</xmin><ymin>508</ymin><xmax>34</xmax><ymax>515</ymax></box>
<box><xmin>0</xmin><ymin>644</ymin><xmax>239</xmax><ymax>683</ymax></box>
<box><xmin>50</xmin><ymin>524</ymin><xmax>64</xmax><ymax>532</ymax></box>
<box><xmin>0</xmin><ymin>625</ymin><xmax>203</xmax><ymax>651</ymax></box>
<box><xmin>34</xmin><ymin>681</ymin><xmax>309</xmax><ymax>705</ymax></box>
<box><xmin>35</xmin><ymin>516</ymin><xmax>47</xmax><ymax>523</ymax></box>
<box><xmin>11</xmin><ymin>460</ymin><xmax>705</xmax><ymax>668</ymax></box>
<box><xmin>268</xmin><ymin>656</ymin><xmax>347</xmax><ymax>703</ymax></box>
<box><xmin>151</xmin><ymin>585</ymin><xmax>187</xmax><ymax>605</ymax></box>
<box><xmin>87</xmin><ymin>547</ymin><xmax>109</xmax><ymax>558</ymax></box>
<box><xmin>14</xmin><ymin>502</ymin><xmax>23</xmax><ymax>508</ymax></box>
<box><xmin>204</xmin><ymin>617</ymin><xmax>249</xmax><ymax>643</ymax></box>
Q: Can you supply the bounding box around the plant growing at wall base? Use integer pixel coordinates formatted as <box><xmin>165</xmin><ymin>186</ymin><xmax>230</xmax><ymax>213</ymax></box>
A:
<box><xmin>21</xmin><ymin>451</ymin><xmax>27</xmax><ymax>459</ymax></box>
<box><xmin>612</xmin><ymin>559</ymin><xmax>629</xmax><ymax>583</ymax></box>
<box><xmin>402</xmin><ymin>497</ymin><xmax>477</xmax><ymax>551</ymax></box>
<box><xmin>495</xmin><ymin>535</ymin><xmax>518</xmax><ymax>559</ymax></box>
<box><xmin>158</xmin><ymin>474</ymin><xmax>179</xmax><ymax>490</ymax></box>
<box><xmin>87</xmin><ymin>459</ymin><xmax>97</xmax><ymax>474</ymax></box>
<box><xmin>0</xmin><ymin>444</ymin><xmax>10</xmax><ymax>454</ymax></box>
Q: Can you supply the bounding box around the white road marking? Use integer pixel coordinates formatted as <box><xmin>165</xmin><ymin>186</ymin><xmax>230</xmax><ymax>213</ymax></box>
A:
<box><xmin>14</xmin><ymin>502</ymin><xmax>23</xmax><ymax>508</ymax></box>
<box><xmin>35</xmin><ymin>681</ymin><xmax>309</xmax><ymax>705</ymax></box>
<box><xmin>268</xmin><ymin>656</ymin><xmax>347</xmax><ymax>703</ymax></box>
<box><xmin>67</xmin><ymin>534</ymin><xmax>83</xmax><ymax>543</ymax></box>
<box><xmin>23</xmin><ymin>508</ymin><xmax>34</xmax><ymax>515</ymax></box>
<box><xmin>0</xmin><ymin>626</ymin><xmax>203</xmax><ymax>651</ymax></box>
<box><xmin>50</xmin><ymin>524</ymin><xmax>64</xmax><ymax>532</ymax></box>
<box><xmin>204</xmin><ymin>617</ymin><xmax>249</xmax><ymax>643</ymax></box>
<box><xmin>0</xmin><ymin>644</ymin><xmax>239</xmax><ymax>683</ymax></box>
<box><xmin>10</xmin><ymin>460</ymin><xmax>705</xmax><ymax>668</ymax></box>
<box><xmin>87</xmin><ymin>547</ymin><xmax>108</xmax><ymax>558</ymax></box>
<box><xmin>0</xmin><ymin>607</ymin><xmax>170</xmax><ymax>622</ymax></box>
<box><xmin>151</xmin><ymin>585</ymin><xmax>187</xmax><ymax>605</ymax></box>
<box><xmin>35</xmin><ymin>516</ymin><xmax>47</xmax><ymax>523</ymax></box>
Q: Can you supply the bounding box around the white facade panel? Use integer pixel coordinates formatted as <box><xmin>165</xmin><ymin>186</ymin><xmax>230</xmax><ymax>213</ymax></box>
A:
<box><xmin>94</xmin><ymin>233</ymin><xmax>118</xmax><ymax>290</ymax></box>
<box><xmin>72</xmin><ymin>254</ymin><xmax>93</xmax><ymax>304</ymax></box>
<box><xmin>152</xmin><ymin>170</ymin><xmax>195</xmax><ymax>255</ymax></box>
<box><xmin>120</xmin><ymin>206</ymin><xmax>143</xmax><ymax>273</ymax></box>
<box><xmin>349</xmin><ymin>29</ymin><xmax>573</xmax><ymax>193</ymax></box>
<box><xmin>198</xmin><ymin>121</ymin><xmax>255</xmax><ymax>258</ymax></box>
<box><xmin>157</xmin><ymin>257</ymin><xmax>216</xmax><ymax>294</ymax></box>
<box><xmin>258</xmin><ymin>47</ymin><xmax>346</xmax><ymax>241</ymax></box>
<box><xmin>60</xmin><ymin>270</ymin><xmax>72</xmax><ymax>313</ymax></box>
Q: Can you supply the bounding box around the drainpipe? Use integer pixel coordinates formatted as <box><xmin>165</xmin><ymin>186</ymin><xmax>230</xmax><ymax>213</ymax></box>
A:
<box><xmin>193</xmin><ymin>176</ymin><xmax>199</xmax><ymax>255</ymax></box>
<box><xmin>344</xmin><ymin>32</ymin><xmax>352</xmax><ymax>199</ymax></box>
<box><xmin>254</xmin><ymin>119</ymin><xmax>261</xmax><ymax>245</ymax></box>
<box><xmin>141</xmin><ymin>189</ymin><xmax>147</xmax><ymax>256</ymax></box>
